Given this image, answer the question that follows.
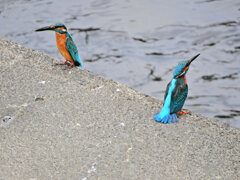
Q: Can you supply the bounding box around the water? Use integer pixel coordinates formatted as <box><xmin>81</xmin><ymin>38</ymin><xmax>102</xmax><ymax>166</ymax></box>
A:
<box><xmin>0</xmin><ymin>0</ymin><xmax>240</xmax><ymax>127</ymax></box>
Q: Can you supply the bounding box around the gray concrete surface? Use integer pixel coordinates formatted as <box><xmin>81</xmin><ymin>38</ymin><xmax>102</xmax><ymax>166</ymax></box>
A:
<box><xmin>0</xmin><ymin>38</ymin><xmax>239</xmax><ymax>179</ymax></box>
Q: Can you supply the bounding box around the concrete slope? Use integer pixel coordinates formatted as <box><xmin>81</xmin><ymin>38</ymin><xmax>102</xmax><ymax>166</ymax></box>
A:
<box><xmin>0</xmin><ymin>39</ymin><xmax>239</xmax><ymax>179</ymax></box>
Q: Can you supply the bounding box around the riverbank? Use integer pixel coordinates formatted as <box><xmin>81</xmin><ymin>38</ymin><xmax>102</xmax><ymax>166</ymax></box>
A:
<box><xmin>0</xmin><ymin>39</ymin><xmax>239</xmax><ymax>179</ymax></box>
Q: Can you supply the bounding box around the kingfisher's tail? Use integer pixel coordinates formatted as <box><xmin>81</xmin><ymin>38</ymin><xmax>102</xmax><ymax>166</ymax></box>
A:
<box><xmin>154</xmin><ymin>113</ymin><xmax>178</xmax><ymax>124</ymax></box>
<box><xmin>74</xmin><ymin>54</ymin><xmax>83</xmax><ymax>68</ymax></box>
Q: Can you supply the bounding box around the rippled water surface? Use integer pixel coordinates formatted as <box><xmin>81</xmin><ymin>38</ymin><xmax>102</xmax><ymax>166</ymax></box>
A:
<box><xmin>0</xmin><ymin>0</ymin><xmax>240</xmax><ymax>127</ymax></box>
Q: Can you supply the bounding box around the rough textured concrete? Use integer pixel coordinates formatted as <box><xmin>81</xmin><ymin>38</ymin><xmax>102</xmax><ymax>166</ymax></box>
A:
<box><xmin>0</xmin><ymin>38</ymin><xmax>239</xmax><ymax>180</ymax></box>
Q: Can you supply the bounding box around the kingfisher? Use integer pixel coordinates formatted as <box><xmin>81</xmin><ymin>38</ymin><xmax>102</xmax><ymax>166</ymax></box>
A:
<box><xmin>35</xmin><ymin>23</ymin><xmax>82</xmax><ymax>70</ymax></box>
<box><xmin>154</xmin><ymin>54</ymin><xmax>200</xmax><ymax>124</ymax></box>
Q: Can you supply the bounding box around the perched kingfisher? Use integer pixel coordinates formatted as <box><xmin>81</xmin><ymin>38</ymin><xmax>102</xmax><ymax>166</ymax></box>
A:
<box><xmin>35</xmin><ymin>23</ymin><xmax>82</xmax><ymax>70</ymax></box>
<box><xmin>154</xmin><ymin>54</ymin><xmax>200</xmax><ymax>124</ymax></box>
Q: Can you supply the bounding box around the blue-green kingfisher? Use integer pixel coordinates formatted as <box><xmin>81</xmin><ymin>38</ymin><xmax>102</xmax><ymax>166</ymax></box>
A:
<box><xmin>35</xmin><ymin>23</ymin><xmax>82</xmax><ymax>70</ymax></box>
<box><xmin>154</xmin><ymin>54</ymin><xmax>200</xmax><ymax>124</ymax></box>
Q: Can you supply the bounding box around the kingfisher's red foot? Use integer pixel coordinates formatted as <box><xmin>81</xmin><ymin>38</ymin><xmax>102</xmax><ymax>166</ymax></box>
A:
<box><xmin>178</xmin><ymin>109</ymin><xmax>190</xmax><ymax>115</ymax></box>
<box><xmin>55</xmin><ymin>61</ymin><xmax>68</xmax><ymax>65</ymax></box>
<box><xmin>64</xmin><ymin>64</ymin><xmax>74</xmax><ymax>70</ymax></box>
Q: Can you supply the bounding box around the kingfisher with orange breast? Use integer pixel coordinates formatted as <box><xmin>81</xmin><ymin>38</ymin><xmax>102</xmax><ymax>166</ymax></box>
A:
<box><xmin>154</xmin><ymin>54</ymin><xmax>200</xmax><ymax>124</ymax></box>
<box><xmin>36</xmin><ymin>23</ymin><xmax>82</xmax><ymax>70</ymax></box>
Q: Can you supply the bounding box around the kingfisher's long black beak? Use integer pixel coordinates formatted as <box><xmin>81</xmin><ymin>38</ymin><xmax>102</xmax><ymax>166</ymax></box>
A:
<box><xmin>35</xmin><ymin>26</ymin><xmax>55</xmax><ymax>32</ymax></box>
<box><xmin>187</xmin><ymin>53</ymin><xmax>200</xmax><ymax>65</ymax></box>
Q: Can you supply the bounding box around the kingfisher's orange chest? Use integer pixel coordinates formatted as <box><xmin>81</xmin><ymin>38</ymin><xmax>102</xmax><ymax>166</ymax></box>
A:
<box><xmin>55</xmin><ymin>33</ymin><xmax>73</xmax><ymax>62</ymax></box>
<box><xmin>184</xmin><ymin>75</ymin><xmax>187</xmax><ymax>84</ymax></box>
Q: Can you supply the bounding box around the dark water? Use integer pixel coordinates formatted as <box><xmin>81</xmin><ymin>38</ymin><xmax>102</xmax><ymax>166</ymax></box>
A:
<box><xmin>0</xmin><ymin>0</ymin><xmax>240</xmax><ymax>127</ymax></box>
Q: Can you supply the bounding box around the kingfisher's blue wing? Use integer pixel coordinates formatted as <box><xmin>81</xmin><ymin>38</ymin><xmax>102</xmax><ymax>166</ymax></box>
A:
<box><xmin>170</xmin><ymin>83</ymin><xmax>188</xmax><ymax>113</ymax></box>
<box><xmin>66</xmin><ymin>35</ymin><xmax>82</xmax><ymax>67</ymax></box>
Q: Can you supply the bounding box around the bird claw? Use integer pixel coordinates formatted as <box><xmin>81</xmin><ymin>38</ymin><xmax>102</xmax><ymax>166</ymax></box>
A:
<box><xmin>64</xmin><ymin>64</ymin><xmax>74</xmax><ymax>70</ymax></box>
<box><xmin>55</xmin><ymin>61</ymin><xmax>68</xmax><ymax>66</ymax></box>
<box><xmin>178</xmin><ymin>109</ymin><xmax>190</xmax><ymax>115</ymax></box>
